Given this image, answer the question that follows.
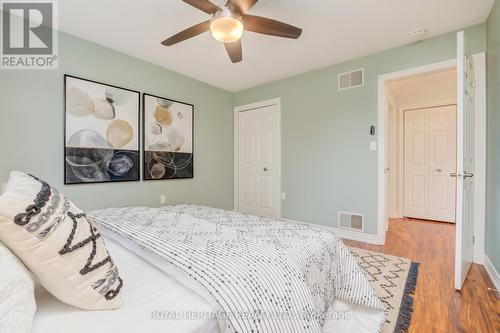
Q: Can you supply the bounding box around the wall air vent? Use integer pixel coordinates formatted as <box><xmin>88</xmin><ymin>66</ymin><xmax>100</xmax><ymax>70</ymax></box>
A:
<box><xmin>338</xmin><ymin>212</ymin><xmax>364</xmax><ymax>231</ymax></box>
<box><xmin>338</xmin><ymin>69</ymin><xmax>364</xmax><ymax>90</ymax></box>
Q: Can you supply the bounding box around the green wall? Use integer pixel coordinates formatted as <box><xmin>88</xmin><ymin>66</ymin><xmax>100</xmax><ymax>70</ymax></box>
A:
<box><xmin>0</xmin><ymin>12</ymin><xmax>494</xmax><ymax>256</ymax></box>
<box><xmin>234</xmin><ymin>25</ymin><xmax>487</xmax><ymax>235</ymax></box>
<box><xmin>487</xmin><ymin>0</ymin><xmax>500</xmax><ymax>271</ymax></box>
<box><xmin>0</xmin><ymin>31</ymin><xmax>234</xmax><ymax>211</ymax></box>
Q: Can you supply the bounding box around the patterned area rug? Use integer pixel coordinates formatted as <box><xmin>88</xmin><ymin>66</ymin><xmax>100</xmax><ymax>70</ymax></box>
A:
<box><xmin>349</xmin><ymin>248</ymin><xmax>420</xmax><ymax>333</ymax></box>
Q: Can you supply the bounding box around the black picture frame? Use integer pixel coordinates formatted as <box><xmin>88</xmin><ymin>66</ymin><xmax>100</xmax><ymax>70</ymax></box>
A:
<box><xmin>142</xmin><ymin>93</ymin><xmax>194</xmax><ymax>181</ymax></box>
<box><xmin>64</xmin><ymin>74</ymin><xmax>141</xmax><ymax>185</ymax></box>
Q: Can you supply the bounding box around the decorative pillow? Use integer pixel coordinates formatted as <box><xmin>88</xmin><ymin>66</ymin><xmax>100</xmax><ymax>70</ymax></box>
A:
<box><xmin>0</xmin><ymin>241</ymin><xmax>36</xmax><ymax>333</ymax></box>
<box><xmin>0</xmin><ymin>171</ymin><xmax>123</xmax><ymax>310</ymax></box>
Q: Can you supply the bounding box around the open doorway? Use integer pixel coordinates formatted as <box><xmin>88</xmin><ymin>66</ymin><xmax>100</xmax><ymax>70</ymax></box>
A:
<box><xmin>386</xmin><ymin>69</ymin><xmax>458</xmax><ymax>223</ymax></box>
<box><xmin>377</xmin><ymin>49</ymin><xmax>487</xmax><ymax>291</ymax></box>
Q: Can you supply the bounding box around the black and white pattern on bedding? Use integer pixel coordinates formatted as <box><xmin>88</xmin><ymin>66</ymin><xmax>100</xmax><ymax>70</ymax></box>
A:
<box><xmin>88</xmin><ymin>205</ymin><xmax>385</xmax><ymax>333</ymax></box>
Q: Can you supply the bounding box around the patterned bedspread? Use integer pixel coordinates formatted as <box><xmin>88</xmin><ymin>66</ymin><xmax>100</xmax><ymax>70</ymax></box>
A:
<box><xmin>88</xmin><ymin>205</ymin><xmax>385</xmax><ymax>333</ymax></box>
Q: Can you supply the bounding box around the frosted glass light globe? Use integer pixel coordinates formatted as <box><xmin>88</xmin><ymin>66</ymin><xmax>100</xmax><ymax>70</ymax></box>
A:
<box><xmin>210</xmin><ymin>11</ymin><xmax>243</xmax><ymax>43</ymax></box>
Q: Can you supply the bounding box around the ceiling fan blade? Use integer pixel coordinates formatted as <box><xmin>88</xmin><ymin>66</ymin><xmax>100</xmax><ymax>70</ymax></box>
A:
<box><xmin>225</xmin><ymin>0</ymin><xmax>257</xmax><ymax>15</ymax></box>
<box><xmin>225</xmin><ymin>40</ymin><xmax>242</xmax><ymax>63</ymax></box>
<box><xmin>183</xmin><ymin>0</ymin><xmax>221</xmax><ymax>14</ymax></box>
<box><xmin>243</xmin><ymin>15</ymin><xmax>302</xmax><ymax>39</ymax></box>
<box><xmin>162</xmin><ymin>21</ymin><xmax>210</xmax><ymax>46</ymax></box>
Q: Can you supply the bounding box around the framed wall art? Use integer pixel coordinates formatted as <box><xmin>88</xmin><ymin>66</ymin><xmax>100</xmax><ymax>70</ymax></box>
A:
<box><xmin>64</xmin><ymin>75</ymin><xmax>140</xmax><ymax>184</ymax></box>
<box><xmin>143</xmin><ymin>93</ymin><xmax>194</xmax><ymax>180</ymax></box>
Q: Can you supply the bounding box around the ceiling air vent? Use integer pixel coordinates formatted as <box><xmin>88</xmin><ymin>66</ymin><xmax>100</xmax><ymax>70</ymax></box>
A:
<box><xmin>338</xmin><ymin>69</ymin><xmax>364</xmax><ymax>90</ymax></box>
<box><xmin>338</xmin><ymin>212</ymin><xmax>364</xmax><ymax>231</ymax></box>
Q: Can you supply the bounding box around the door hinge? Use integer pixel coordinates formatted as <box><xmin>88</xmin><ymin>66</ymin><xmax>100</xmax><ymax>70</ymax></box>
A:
<box><xmin>472</xmin><ymin>236</ymin><xmax>475</xmax><ymax>244</ymax></box>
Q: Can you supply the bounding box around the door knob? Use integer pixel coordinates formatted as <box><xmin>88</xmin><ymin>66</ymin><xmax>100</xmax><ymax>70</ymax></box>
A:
<box><xmin>263</xmin><ymin>167</ymin><xmax>268</xmax><ymax>172</ymax></box>
<box><xmin>463</xmin><ymin>172</ymin><xmax>474</xmax><ymax>178</ymax></box>
<box><xmin>450</xmin><ymin>173</ymin><xmax>458</xmax><ymax>178</ymax></box>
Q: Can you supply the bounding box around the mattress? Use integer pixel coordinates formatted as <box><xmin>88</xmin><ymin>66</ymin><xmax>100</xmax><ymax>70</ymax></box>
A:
<box><xmin>31</xmin><ymin>238</ymin><xmax>221</xmax><ymax>333</ymax></box>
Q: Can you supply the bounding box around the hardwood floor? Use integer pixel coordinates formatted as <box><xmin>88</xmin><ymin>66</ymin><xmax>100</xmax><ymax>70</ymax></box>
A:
<box><xmin>343</xmin><ymin>218</ymin><xmax>500</xmax><ymax>333</ymax></box>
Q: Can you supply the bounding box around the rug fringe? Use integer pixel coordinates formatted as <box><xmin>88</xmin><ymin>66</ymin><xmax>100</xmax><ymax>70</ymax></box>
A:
<box><xmin>394</xmin><ymin>261</ymin><xmax>420</xmax><ymax>333</ymax></box>
<box><xmin>404</xmin><ymin>262</ymin><xmax>420</xmax><ymax>295</ymax></box>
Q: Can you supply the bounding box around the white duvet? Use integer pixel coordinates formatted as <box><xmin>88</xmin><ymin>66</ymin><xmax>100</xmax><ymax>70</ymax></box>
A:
<box><xmin>33</xmin><ymin>236</ymin><xmax>384</xmax><ymax>333</ymax></box>
<box><xmin>33</xmin><ymin>205</ymin><xmax>386</xmax><ymax>333</ymax></box>
<box><xmin>92</xmin><ymin>205</ymin><xmax>386</xmax><ymax>333</ymax></box>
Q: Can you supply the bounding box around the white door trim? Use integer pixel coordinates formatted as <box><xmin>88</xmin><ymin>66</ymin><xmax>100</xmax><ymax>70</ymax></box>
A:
<box><xmin>234</xmin><ymin>98</ymin><xmax>282</xmax><ymax>218</ymax></box>
<box><xmin>377</xmin><ymin>55</ymin><xmax>486</xmax><ymax>264</ymax></box>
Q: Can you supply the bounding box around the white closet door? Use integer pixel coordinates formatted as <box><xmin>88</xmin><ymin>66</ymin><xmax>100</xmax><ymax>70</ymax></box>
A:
<box><xmin>237</xmin><ymin>105</ymin><xmax>278</xmax><ymax>218</ymax></box>
<box><xmin>428</xmin><ymin>106</ymin><xmax>457</xmax><ymax>222</ymax></box>
<box><xmin>404</xmin><ymin>109</ymin><xmax>429</xmax><ymax>219</ymax></box>
<box><xmin>404</xmin><ymin>105</ymin><xmax>456</xmax><ymax>222</ymax></box>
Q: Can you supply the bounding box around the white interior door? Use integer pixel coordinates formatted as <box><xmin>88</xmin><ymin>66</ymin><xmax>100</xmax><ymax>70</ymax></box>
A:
<box><xmin>428</xmin><ymin>106</ymin><xmax>457</xmax><ymax>222</ymax></box>
<box><xmin>236</xmin><ymin>104</ymin><xmax>279</xmax><ymax>218</ymax></box>
<box><xmin>404</xmin><ymin>109</ymin><xmax>428</xmax><ymax>219</ymax></box>
<box><xmin>455</xmin><ymin>31</ymin><xmax>475</xmax><ymax>290</ymax></box>
<box><xmin>403</xmin><ymin>105</ymin><xmax>456</xmax><ymax>222</ymax></box>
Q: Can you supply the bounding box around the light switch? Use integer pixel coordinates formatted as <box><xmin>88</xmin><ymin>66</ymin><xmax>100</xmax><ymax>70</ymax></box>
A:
<box><xmin>370</xmin><ymin>141</ymin><xmax>377</xmax><ymax>151</ymax></box>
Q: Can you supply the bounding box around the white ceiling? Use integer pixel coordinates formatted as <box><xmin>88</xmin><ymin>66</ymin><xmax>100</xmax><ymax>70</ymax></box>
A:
<box><xmin>388</xmin><ymin>69</ymin><xmax>457</xmax><ymax>107</ymax></box>
<box><xmin>59</xmin><ymin>0</ymin><xmax>494</xmax><ymax>92</ymax></box>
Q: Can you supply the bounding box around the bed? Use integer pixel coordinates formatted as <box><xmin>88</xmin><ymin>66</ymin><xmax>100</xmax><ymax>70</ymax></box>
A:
<box><xmin>1</xmin><ymin>173</ymin><xmax>385</xmax><ymax>333</ymax></box>
<box><xmin>31</xmin><ymin>205</ymin><xmax>385</xmax><ymax>333</ymax></box>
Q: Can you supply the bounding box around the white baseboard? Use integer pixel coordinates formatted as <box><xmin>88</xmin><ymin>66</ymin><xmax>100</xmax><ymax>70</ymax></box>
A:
<box><xmin>281</xmin><ymin>218</ymin><xmax>384</xmax><ymax>245</ymax></box>
<box><xmin>484</xmin><ymin>255</ymin><xmax>500</xmax><ymax>290</ymax></box>
<box><xmin>334</xmin><ymin>227</ymin><xmax>384</xmax><ymax>245</ymax></box>
<box><xmin>474</xmin><ymin>248</ymin><xmax>485</xmax><ymax>265</ymax></box>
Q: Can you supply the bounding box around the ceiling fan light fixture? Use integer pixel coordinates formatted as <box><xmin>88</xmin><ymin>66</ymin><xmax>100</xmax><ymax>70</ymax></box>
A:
<box><xmin>163</xmin><ymin>0</ymin><xmax>303</xmax><ymax>64</ymax></box>
<box><xmin>210</xmin><ymin>10</ymin><xmax>244</xmax><ymax>43</ymax></box>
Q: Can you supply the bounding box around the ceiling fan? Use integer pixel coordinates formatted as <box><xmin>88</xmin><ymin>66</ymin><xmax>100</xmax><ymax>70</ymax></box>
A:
<box><xmin>162</xmin><ymin>0</ymin><xmax>303</xmax><ymax>63</ymax></box>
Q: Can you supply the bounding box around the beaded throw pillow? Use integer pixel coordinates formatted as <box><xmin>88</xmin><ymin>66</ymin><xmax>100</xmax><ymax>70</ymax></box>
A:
<box><xmin>0</xmin><ymin>171</ymin><xmax>123</xmax><ymax>310</ymax></box>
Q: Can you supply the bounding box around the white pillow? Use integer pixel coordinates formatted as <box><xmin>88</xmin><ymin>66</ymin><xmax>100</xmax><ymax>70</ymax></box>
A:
<box><xmin>0</xmin><ymin>241</ymin><xmax>36</xmax><ymax>333</ymax></box>
<box><xmin>0</xmin><ymin>171</ymin><xmax>123</xmax><ymax>310</ymax></box>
